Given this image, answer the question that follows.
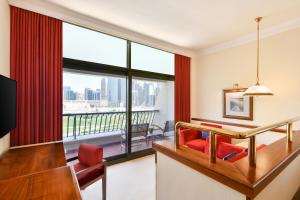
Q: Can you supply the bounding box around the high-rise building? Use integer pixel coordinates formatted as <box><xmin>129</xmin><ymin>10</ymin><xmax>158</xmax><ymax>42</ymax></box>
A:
<box><xmin>84</xmin><ymin>88</ymin><xmax>94</xmax><ymax>100</ymax></box>
<box><xmin>94</xmin><ymin>89</ymin><xmax>101</xmax><ymax>101</ymax></box>
<box><xmin>108</xmin><ymin>78</ymin><xmax>118</xmax><ymax>106</ymax></box>
<box><xmin>101</xmin><ymin>78</ymin><xmax>107</xmax><ymax>100</ymax></box>
<box><xmin>63</xmin><ymin>86</ymin><xmax>76</xmax><ymax>100</ymax></box>
<box><xmin>63</xmin><ymin>86</ymin><xmax>71</xmax><ymax>100</ymax></box>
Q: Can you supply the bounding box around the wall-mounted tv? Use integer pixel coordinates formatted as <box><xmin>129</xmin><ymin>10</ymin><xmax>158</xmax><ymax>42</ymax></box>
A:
<box><xmin>0</xmin><ymin>74</ymin><xmax>16</xmax><ymax>138</ymax></box>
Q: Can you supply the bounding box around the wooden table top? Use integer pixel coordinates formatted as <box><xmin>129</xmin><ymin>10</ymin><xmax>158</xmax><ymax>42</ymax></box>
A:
<box><xmin>0</xmin><ymin>166</ymin><xmax>82</xmax><ymax>200</ymax></box>
<box><xmin>0</xmin><ymin>142</ymin><xmax>66</xmax><ymax>180</ymax></box>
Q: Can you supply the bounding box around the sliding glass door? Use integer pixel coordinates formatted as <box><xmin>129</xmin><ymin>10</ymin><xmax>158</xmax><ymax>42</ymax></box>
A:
<box><xmin>63</xmin><ymin>70</ymin><xmax>127</xmax><ymax>159</ymax></box>
<box><xmin>131</xmin><ymin>77</ymin><xmax>174</xmax><ymax>152</ymax></box>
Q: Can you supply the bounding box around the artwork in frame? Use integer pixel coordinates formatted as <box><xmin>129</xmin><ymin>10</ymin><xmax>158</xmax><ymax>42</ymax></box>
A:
<box><xmin>223</xmin><ymin>88</ymin><xmax>253</xmax><ymax>121</ymax></box>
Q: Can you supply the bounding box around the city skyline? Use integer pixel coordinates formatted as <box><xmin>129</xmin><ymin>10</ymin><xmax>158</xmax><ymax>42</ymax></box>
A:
<box><xmin>63</xmin><ymin>72</ymin><xmax>160</xmax><ymax>109</ymax></box>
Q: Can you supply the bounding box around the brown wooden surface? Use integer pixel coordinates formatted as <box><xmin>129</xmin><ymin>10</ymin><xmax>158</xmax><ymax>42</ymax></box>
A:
<box><xmin>0</xmin><ymin>166</ymin><xmax>82</xmax><ymax>200</ymax></box>
<box><xmin>153</xmin><ymin>131</ymin><xmax>300</xmax><ymax>198</ymax></box>
<box><xmin>191</xmin><ymin>117</ymin><xmax>286</xmax><ymax>133</ymax></box>
<box><xmin>0</xmin><ymin>142</ymin><xmax>66</xmax><ymax>180</ymax></box>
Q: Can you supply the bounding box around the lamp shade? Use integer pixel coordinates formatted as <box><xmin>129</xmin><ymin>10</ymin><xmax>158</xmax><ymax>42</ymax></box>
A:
<box><xmin>243</xmin><ymin>84</ymin><xmax>273</xmax><ymax>96</ymax></box>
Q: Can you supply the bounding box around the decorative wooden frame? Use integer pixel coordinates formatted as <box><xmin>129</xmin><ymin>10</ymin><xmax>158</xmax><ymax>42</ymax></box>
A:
<box><xmin>223</xmin><ymin>88</ymin><xmax>253</xmax><ymax>121</ymax></box>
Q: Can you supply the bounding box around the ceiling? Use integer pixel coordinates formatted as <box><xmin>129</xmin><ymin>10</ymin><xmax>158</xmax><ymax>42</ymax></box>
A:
<box><xmin>45</xmin><ymin>0</ymin><xmax>300</xmax><ymax>50</ymax></box>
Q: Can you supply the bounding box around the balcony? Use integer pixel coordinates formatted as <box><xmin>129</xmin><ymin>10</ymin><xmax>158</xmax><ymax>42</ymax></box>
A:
<box><xmin>63</xmin><ymin>110</ymin><xmax>174</xmax><ymax>159</ymax></box>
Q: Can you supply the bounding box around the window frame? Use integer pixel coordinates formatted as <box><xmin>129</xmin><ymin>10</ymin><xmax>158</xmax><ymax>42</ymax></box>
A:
<box><xmin>63</xmin><ymin>24</ymin><xmax>175</xmax><ymax>163</ymax></box>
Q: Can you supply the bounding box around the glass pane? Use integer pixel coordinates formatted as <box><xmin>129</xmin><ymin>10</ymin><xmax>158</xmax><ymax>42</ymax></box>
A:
<box><xmin>131</xmin><ymin>77</ymin><xmax>174</xmax><ymax>152</ymax></box>
<box><xmin>131</xmin><ymin>43</ymin><xmax>174</xmax><ymax>75</ymax></box>
<box><xmin>63</xmin><ymin>70</ymin><xmax>127</xmax><ymax>159</ymax></box>
<box><xmin>63</xmin><ymin>23</ymin><xmax>127</xmax><ymax>67</ymax></box>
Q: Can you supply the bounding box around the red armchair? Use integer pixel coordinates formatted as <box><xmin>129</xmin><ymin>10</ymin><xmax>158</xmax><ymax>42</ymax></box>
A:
<box><xmin>72</xmin><ymin>143</ymin><xmax>106</xmax><ymax>200</ymax></box>
<box><xmin>179</xmin><ymin>123</ymin><xmax>231</xmax><ymax>154</ymax></box>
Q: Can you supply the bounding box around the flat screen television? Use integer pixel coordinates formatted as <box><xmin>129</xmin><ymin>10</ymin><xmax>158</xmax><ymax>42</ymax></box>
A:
<box><xmin>0</xmin><ymin>74</ymin><xmax>16</xmax><ymax>138</ymax></box>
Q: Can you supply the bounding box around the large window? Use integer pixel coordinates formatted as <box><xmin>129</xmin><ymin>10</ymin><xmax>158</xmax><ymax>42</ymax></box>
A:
<box><xmin>62</xmin><ymin>22</ymin><xmax>175</xmax><ymax>161</ymax></box>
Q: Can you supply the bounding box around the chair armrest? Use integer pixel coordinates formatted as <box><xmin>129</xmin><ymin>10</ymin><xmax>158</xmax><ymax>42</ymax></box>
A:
<box><xmin>151</xmin><ymin>124</ymin><xmax>164</xmax><ymax>132</ymax></box>
<box><xmin>76</xmin><ymin>159</ymin><xmax>106</xmax><ymax>177</ymax></box>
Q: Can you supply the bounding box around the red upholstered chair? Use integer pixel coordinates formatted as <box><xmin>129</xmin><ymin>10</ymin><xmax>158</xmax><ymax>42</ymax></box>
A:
<box><xmin>72</xmin><ymin>144</ymin><xmax>106</xmax><ymax>200</ymax></box>
<box><xmin>179</xmin><ymin>123</ymin><xmax>231</xmax><ymax>153</ymax></box>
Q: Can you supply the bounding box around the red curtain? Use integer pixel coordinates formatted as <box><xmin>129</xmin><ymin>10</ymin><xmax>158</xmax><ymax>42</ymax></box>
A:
<box><xmin>175</xmin><ymin>54</ymin><xmax>191</xmax><ymax>123</ymax></box>
<box><xmin>10</xmin><ymin>7</ymin><xmax>62</xmax><ymax>146</ymax></box>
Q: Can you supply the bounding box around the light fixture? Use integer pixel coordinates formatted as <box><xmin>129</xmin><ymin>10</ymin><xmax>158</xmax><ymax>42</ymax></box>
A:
<box><xmin>244</xmin><ymin>17</ymin><xmax>273</xmax><ymax>96</ymax></box>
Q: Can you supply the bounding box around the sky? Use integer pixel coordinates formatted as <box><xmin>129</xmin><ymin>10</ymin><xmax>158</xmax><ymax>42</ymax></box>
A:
<box><xmin>63</xmin><ymin>72</ymin><xmax>107</xmax><ymax>92</ymax></box>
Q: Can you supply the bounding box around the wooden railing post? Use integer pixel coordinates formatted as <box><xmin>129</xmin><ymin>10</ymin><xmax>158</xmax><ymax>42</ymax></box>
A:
<box><xmin>287</xmin><ymin>123</ymin><xmax>293</xmax><ymax>143</ymax></box>
<box><xmin>209</xmin><ymin>131</ymin><xmax>216</xmax><ymax>163</ymax></box>
<box><xmin>249</xmin><ymin>136</ymin><xmax>256</xmax><ymax>167</ymax></box>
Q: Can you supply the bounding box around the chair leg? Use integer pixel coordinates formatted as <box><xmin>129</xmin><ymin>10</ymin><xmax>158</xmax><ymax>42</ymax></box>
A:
<box><xmin>102</xmin><ymin>166</ymin><xmax>107</xmax><ymax>200</ymax></box>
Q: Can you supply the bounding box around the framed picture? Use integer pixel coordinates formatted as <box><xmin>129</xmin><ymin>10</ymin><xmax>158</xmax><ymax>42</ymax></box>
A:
<box><xmin>223</xmin><ymin>88</ymin><xmax>253</xmax><ymax>121</ymax></box>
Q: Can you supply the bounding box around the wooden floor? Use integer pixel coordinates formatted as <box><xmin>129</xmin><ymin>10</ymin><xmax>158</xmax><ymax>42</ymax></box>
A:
<box><xmin>81</xmin><ymin>155</ymin><xmax>155</xmax><ymax>200</ymax></box>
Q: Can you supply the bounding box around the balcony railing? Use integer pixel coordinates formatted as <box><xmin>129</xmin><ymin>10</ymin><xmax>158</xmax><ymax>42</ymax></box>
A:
<box><xmin>63</xmin><ymin>110</ymin><xmax>159</xmax><ymax>139</ymax></box>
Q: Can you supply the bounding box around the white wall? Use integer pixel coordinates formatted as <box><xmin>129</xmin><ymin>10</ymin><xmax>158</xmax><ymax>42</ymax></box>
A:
<box><xmin>191</xmin><ymin>27</ymin><xmax>300</xmax><ymax>128</ymax></box>
<box><xmin>156</xmin><ymin>152</ymin><xmax>245</xmax><ymax>200</ymax></box>
<box><xmin>254</xmin><ymin>154</ymin><xmax>300</xmax><ymax>200</ymax></box>
<box><xmin>0</xmin><ymin>0</ymin><xmax>11</xmax><ymax>155</ymax></box>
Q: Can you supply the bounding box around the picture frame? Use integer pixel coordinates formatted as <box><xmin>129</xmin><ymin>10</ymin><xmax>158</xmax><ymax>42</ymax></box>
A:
<box><xmin>223</xmin><ymin>88</ymin><xmax>253</xmax><ymax>121</ymax></box>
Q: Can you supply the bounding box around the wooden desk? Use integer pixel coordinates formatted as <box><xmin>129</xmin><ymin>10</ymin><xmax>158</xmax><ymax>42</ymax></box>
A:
<box><xmin>0</xmin><ymin>166</ymin><xmax>81</xmax><ymax>200</ymax></box>
<box><xmin>0</xmin><ymin>142</ymin><xmax>66</xmax><ymax>180</ymax></box>
<box><xmin>0</xmin><ymin>142</ymin><xmax>82</xmax><ymax>199</ymax></box>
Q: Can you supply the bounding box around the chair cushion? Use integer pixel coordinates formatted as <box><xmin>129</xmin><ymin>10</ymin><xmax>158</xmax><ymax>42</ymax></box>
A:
<box><xmin>74</xmin><ymin>162</ymin><xmax>104</xmax><ymax>187</ymax></box>
<box><xmin>217</xmin><ymin>142</ymin><xmax>244</xmax><ymax>159</ymax></box>
<box><xmin>78</xmin><ymin>143</ymin><xmax>103</xmax><ymax>166</ymax></box>
<box><xmin>186</xmin><ymin>139</ymin><xmax>206</xmax><ymax>152</ymax></box>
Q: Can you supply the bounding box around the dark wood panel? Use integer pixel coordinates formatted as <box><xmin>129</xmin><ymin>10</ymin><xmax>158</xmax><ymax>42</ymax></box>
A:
<box><xmin>191</xmin><ymin>117</ymin><xmax>286</xmax><ymax>133</ymax></box>
<box><xmin>0</xmin><ymin>142</ymin><xmax>66</xmax><ymax>180</ymax></box>
<box><xmin>0</xmin><ymin>166</ymin><xmax>82</xmax><ymax>200</ymax></box>
<box><xmin>153</xmin><ymin>131</ymin><xmax>300</xmax><ymax>198</ymax></box>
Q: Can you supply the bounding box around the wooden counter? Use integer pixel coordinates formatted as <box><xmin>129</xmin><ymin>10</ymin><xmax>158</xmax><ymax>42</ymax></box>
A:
<box><xmin>153</xmin><ymin>131</ymin><xmax>300</xmax><ymax>199</ymax></box>
<box><xmin>0</xmin><ymin>142</ymin><xmax>81</xmax><ymax>200</ymax></box>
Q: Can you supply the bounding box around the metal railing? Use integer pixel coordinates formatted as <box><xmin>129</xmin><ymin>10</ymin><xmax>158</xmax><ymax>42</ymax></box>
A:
<box><xmin>175</xmin><ymin>116</ymin><xmax>300</xmax><ymax>167</ymax></box>
<box><xmin>63</xmin><ymin>110</ymin><xmax>159</xmax><ymax>139</ymax></box>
